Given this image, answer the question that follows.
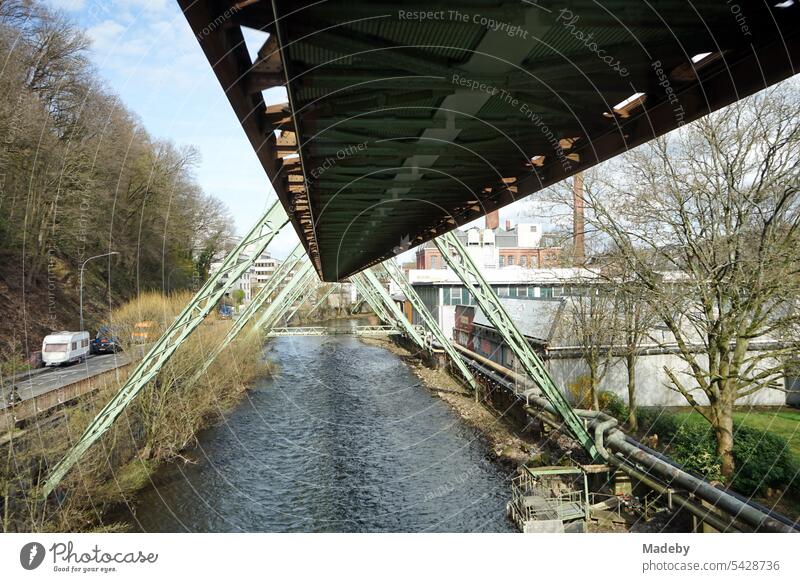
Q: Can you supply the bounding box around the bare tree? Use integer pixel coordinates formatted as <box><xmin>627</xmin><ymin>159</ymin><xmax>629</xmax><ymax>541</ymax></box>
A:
<box><xmin>577</xmin><ymin>80</ymin><xmax>800</xmax><ymax>479</ymax></box>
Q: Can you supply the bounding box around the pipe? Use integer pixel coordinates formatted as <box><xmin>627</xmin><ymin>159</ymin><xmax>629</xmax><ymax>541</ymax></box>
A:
<box><xmin>448</xmin><ymin>343</ymin><xmax>797</xmax><ymax>533</ymax></box>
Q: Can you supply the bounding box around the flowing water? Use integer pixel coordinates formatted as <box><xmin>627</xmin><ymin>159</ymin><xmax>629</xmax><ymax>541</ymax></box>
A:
<box><xmin>125</xmin><ymin>320</ymin><xmax>514</xmax><ymax>532</ymax></box>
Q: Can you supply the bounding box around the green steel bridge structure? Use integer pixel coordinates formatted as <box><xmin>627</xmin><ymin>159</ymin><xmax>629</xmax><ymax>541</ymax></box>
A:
<box><xmin>38</xmin><ymin>0</ymin><xmax>800</xmax><ymax>533</ymax></box>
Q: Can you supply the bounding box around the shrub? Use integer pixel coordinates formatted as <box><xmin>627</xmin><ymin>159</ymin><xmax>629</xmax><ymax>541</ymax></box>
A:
<box><xmin>730</xmin><ymin>426</ymin><xmax>799</xmax><ymax>497</ymax></box>
<box><xmin>598</xmin><ymin>390</ymin><xmax>629</xmax><ymax>422</ymax></box>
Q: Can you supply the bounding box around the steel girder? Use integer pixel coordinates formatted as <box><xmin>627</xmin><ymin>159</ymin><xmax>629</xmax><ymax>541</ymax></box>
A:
<box><xmin>382</xmin><ymin>259</ymin><xmax>480</xmax><ymax>398</ymax></box>
<box><xmin>432</xmin><ymin>231</ymin><xmax>598</xmax><ymax>459</ymax></box>
<box><xmin>303</xmin><ymin>284</ymin><xmax>338</xmax><ymax>321</ymax></box>
<box><xmin>266</xmin><ymin>325</ymin><xmax>410</xmax><ymax>337</ymax></box>
<box><xmin>351</xmin><ymin>274</ymin><xmax>394</xmax><ymax>325</ymax></box>
<box><xmin>42</xmin><ymin>200</ymin><xmax>289</xmax><ymax>495</ymax></box>
<box><xmin>189</xmin><ymin>244</ymin><xmax>307</xmax><ymax>385</ymax></box>
<box><xmin>359</xmin><ymin>269</ymin><xmax>426</xmax><ymax>349</ymax></box>
<box><xmin>253</xmin><ymin>261</ymin><xmax>316</xmax><ymax>332</ymax></box>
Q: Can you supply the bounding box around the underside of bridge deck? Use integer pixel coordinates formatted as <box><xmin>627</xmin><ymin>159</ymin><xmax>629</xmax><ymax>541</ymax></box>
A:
<box><xmin>179</xmin><ymin>0</ymin><xmax>800</xmax><ymax>281</ymax></box>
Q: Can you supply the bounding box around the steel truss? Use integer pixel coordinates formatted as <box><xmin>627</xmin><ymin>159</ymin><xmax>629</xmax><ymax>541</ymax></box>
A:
<box><xmin>266</xmin><ymin>325</ymin><xmax>412</xmax><ymax>337</ymax></box>
<box><xmin>432</xmin><ymin>232</ymin><xmax>598</xmax><ymax>458</ymax></box>
<box><xmin>359</xmin><ymin>269</ymin><xmax>426</xmax><ymax>349</ymax></box>
<box><xmin>382</xmin><ymin>259</ymin><xmax>480</xmax><ymax>399</ymax></box>
<box><xmin>253</xmin><ymin>261</ymin><xmax>316</xmax><ymax>332</ymax></box>
<box><xmin>42</xmin><ymin>201</ymin><xmax>289</xmax><ymax>495</ymax></box>
<box><xmin>351</xmin><ymin>274</ymin><xmax>394</xmax><ymax>325</ymax></box>
<box><xmin>188</xmin><ymin>244</ymin><xmax>306</xmax><ymax>385</ymax></box>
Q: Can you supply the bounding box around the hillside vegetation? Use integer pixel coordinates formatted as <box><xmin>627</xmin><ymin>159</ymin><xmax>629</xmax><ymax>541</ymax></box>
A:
<box><xmin>0</xmin><ymin>1</ymin><xmax>232</xmax><ymax>357</ymax></box>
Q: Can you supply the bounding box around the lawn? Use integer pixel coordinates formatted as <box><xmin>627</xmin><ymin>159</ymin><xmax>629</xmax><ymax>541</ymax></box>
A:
<box><xmin>669</xmin><ymin>407</ymin><xmax>800</xmax><ymax>459</ymax></box>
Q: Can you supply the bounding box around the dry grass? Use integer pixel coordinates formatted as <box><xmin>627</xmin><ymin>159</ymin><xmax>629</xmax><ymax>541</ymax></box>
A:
<box><xmin>1</xmin><ymin>292</ymin><xmax>271</xmax><ymax>532</ymax></box>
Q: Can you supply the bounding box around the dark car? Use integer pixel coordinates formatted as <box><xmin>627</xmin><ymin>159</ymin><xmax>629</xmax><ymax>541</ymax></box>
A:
<box><xmin>91</xmin><ymin>326</ymin><xmax>121</xmax><ymax>354</ymax></box>
<box><xmin>219</xmin><ymin>305</ymin><xmax>234</xmax><ymax>319</ymax></box>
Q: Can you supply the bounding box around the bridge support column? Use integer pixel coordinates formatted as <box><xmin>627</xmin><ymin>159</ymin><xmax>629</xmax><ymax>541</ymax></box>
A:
<box><xmin>382</xmin><ymin>259</ymin><xmax>481</xmax><ymax>400</ymax></box>
<box><xmin>42</xmin><ymin>200</ymin><xmax>290</xmax><ymax>495</ymax></box>
<box><xmin>351</xmin><ymin>274</ymin><xmax>395</xmax><ymax>325</ymax></box>
<box><xmin>188</xmin><ymin>244</ymin><xmax>307</xmax><ymax>385</ymax></box>
<box><xmin>253</xmin><ymin>261</ymin><xmax>316</xmax><ymax>332</ymax></box>
<box><xmin>432</xmin><ymin>231</ymin><xmax>598</xmax><ymax>459</ymax></box>
<box><xmin>359</xmin><ymin>269</ymin><xmax>426</xmax><ymax>349</ymax></box>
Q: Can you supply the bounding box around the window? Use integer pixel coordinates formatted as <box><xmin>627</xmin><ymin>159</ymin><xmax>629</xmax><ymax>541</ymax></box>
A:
<box><xmin>499</xmin><ymin>255</ymin><xmax>505</xmax><ymax>267</ymax></box>
<box><xmin>71</xmin><ymin>342</ymin><xmax>77</xmax><ymax>350</ymax></box>
<box><xmin>450</xmin><ymin>287</ymin><xmax>462</xmax><ymax>304</ymax></box>
<box><xmin>517</xmin><ymin>286</ymin><xmax>528</xmax><ymax>298</ymax></box>
<box><xmin>498</xmin><ymin>286</ymin><xmax>510</xmax><ymax>297</ymax></box>
<box><xmin>520</xmin><ymin>255</ymin><xmax>527</xmax><ymax>267</ymax></box>
<box><xmin>431</xmin><ymin>255</ymin><xmax>438</xmax><ymax>269</ymax></box>
<box><xmin>44</xmin><ymin>343</ymin><xmax>67</xmax><ymax>353</ymax></box>
<box><xmin>507</xmin><ymin>256</ymin><xmax>515</xmax><ymax>266</ymax></box>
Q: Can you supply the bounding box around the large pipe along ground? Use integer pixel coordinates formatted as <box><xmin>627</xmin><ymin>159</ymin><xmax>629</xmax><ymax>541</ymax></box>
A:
<box><xmin>448</xmin><ymin>342</ymin><xmax>795</xmax><ymax>533</ymax></box>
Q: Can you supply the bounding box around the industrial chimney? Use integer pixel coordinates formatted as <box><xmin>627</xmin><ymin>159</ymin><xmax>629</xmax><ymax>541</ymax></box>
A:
<box><xmin>485</xmin><ymin>210</ymin><xmax>499</xmax><ymax>230</ymax></box>
<box><xmin>573</xmin><ymin>172</ymin><xmax>586</xmax><ymax>264</ymax></box>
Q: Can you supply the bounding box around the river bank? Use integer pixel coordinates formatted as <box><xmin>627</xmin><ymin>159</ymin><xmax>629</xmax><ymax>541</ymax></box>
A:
<box><xmin>358</xmin><ymin>336</ymin><xmax>540</xmax><ymax>469</ymax></box>
<box><xmin>0</xmin><ymin>293</ymin><xmax>269</xmax><ymax>532</ymax></box>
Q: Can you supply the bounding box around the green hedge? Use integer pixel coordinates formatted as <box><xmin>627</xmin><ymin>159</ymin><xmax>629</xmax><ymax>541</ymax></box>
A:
<box><xmin>636</xmin><ymin>410</ymin><xmax>799</xmax><ymax>498</ymax></box>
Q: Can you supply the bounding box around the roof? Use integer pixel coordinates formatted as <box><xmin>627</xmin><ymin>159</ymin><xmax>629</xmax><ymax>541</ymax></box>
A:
<box><xmin>180</xmin><ymin>0</ymin><xmax>800</xmax><ymax>281</ymax></box>
<box><xmin>409</xmin><ymin>266</ymin><xmax>601</xmax><ymax>285</ymax></box>
<box><xmin>472</xmin><ymin>298</ymin><xmax>563</xmax><ymax>344</ymax></box>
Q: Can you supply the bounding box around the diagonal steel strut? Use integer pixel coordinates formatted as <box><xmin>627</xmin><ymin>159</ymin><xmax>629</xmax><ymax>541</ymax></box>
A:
<box><xmin>381</xmin><ymin>259</ymin><xmax>480</xmax><ymax>399</ymax></box>
<box><xmin>188</xmin><ymin>244</ymin><xmax>307</xmax><ymax>385</ymax></box>
<box><xmin>360</xmin><ymin>269</ymin><xmax>426</xmax><ymax>349</ymax></box>
<box><xmin>433</xmin><ymin>231</ymin><xmax>598</xmax><ymax>458</ymax></box>
<box><xmin>41</xmin><ymin>200</ymin><xmax>289</xmax><ymax>495</ymax></box>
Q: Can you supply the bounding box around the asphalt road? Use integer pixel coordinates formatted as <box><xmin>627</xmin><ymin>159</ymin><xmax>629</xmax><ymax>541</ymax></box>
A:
<box><xmin>0</xmin><ymin>350</ymin><xmax>137</xmax><ymax>409</ymax></box>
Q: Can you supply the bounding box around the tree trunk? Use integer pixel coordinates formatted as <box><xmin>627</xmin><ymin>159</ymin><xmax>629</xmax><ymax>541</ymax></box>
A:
<box><xmin>626</xmin><ymin>353</ymin><xmax>637</xmax><ymax>430</ymax></box>
<box><xmin>714</xmin><ymin>403</ymin><xmax>735</xmax><ymax>481</ymax></box>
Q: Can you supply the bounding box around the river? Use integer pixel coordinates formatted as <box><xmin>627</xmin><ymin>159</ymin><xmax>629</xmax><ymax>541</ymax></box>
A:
<box><xmin>125</xmin><ymin>320</ymin><xmax>514</xmax><ymax>532</ymax></box>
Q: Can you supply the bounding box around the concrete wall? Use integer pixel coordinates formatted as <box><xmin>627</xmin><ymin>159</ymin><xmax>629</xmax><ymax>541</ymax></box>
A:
<box><xmin>546</xmin><ymin>351</ymin><xmax>787</xmax><ymax>407</ymax></box>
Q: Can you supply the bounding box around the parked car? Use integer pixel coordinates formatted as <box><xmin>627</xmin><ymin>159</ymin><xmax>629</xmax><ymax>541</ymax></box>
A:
<box><xmin>219</xmin><ymin>305</ymin><xmax>234</xmax><ymax>319</ymax></box>
<box><xmin>91</xmin><ymin>326</ymin><xmax>121</xmax><ymax>354</ymax></box>
<box><xmin>132</xmin><ymin>321</ymin><xmax>157</xmax><ymax>343</ymax></box>
<box><xmin>41</xmin><ymin>331</ymin><xmax>90</xmax><ymax>366</ymax></box>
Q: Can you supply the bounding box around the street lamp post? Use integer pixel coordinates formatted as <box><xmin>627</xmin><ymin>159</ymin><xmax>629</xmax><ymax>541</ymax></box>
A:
<box><xmin>80</xmin><ymin>251</ymin><xmax>119</xmax><ymax>332</ymax></box>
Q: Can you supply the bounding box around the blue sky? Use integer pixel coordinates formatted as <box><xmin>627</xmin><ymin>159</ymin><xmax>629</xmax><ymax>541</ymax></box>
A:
<box><xmin>46</xmin><ymin>0</ymin><xmax>538</xmax><ymax>260</ymax></box>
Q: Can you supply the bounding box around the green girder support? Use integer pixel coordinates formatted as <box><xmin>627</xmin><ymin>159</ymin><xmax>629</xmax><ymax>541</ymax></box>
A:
<box><xmin>42</xmin><ymin>200</ymin><xmax>289</xmax><ymax>495</ymax></box>
<box><xmin>189</xmin><ymin>244</ymin><xmax>306</xmax><ymax>384</ymax></box>
<box><xmin>360</xmin><ymin>268</ymin><xmax>426</xmax><ymax>349</ymax></box>
<box><xmin>253</xmin><ymin>261</ymin><xmax>316</xmax><ymax>332</ymax></box>
<box><xmin>351</xmin><ymin>274</ymin><xmax>394</xmax><ymax>325</ymax></box>
<box><xmin>382</xmin><ymin>259</ymin><xmax>480</xmax><ymax>397</ymax></box>
<box><xmin>432</xmin><ymin>231</ymin><xmax>598</xmax><ymax>459</ymax></box>
<box><xmin>301</xmin><ymin>284</ymin><xmax>338</xmax><ymax>322</ymax></box>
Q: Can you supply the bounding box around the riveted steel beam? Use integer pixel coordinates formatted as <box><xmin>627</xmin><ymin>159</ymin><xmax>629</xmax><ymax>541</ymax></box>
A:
<box><xmin>42</xmin><ymin>200</ymin><xmax>289</xmax><ymax>495</ymax></box>
<box><xmin>360</xmin><ymin>269</ymin><xmax>426</xmax><ymax>350</ymax></box>
<box><xmin>382</xmin><ymin>259</ymin><xmax>480</xmax><ymax>400</ymax></box>
<box><xmin>433</xmin><ymin>231</ymin><xmax>598</xmax><ymax>458</ymax></box>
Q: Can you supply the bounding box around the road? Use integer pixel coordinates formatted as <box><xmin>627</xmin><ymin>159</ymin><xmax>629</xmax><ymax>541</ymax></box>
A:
<box><xmin>0</xmin><ymin>348</ymin><xmax>142</xmax><ymax>410</ymax></box>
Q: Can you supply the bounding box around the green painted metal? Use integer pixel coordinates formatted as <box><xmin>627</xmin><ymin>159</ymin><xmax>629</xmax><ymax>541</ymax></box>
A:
<box><xmin>253</xmin><ymin>261</ymin><xmax>316</xmax><ymax>332</ymax></box>
<box><xmin>382</xmin><ymin>259</ymin><xmax>480</xmax><ymax>398</ymax></box>
<box><xmin>267</xmin><ymin>325</ymin><xmax>413</xmax><ymax>337</ymax></box>
<box><xmin>433</xmin><ymin>231</ymin><xmax>598</xmax><ymax>459</ymax></box>
<box><xmin>360</xmin><ymin>269</ymin><xmax>426</xmax><ymax>349</ymax></box>
<box><xmin>351</xmin><ymin>274</ymin><xmax>394</xmax><ymax>325</ymax></box>
<box><xmin>42</xmin><ymin>200</ymin><xmax>289</xmax><ymax>495</ymax></box>
<box><xmin>303</xmin><ymin>284</ymin><xmax>339</xmax><ymax>321</ymax></box>
<box><xmin>188</xmin><ymin>244</ymin><xmax>306</xmax><ymax>385</ymax></box>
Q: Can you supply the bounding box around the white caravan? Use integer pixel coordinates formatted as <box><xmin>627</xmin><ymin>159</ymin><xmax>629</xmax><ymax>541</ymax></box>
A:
<box><xmin>41</xmin><ymin>331</ymin><xmax>90</xmax><ymax>366</ymax></box>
